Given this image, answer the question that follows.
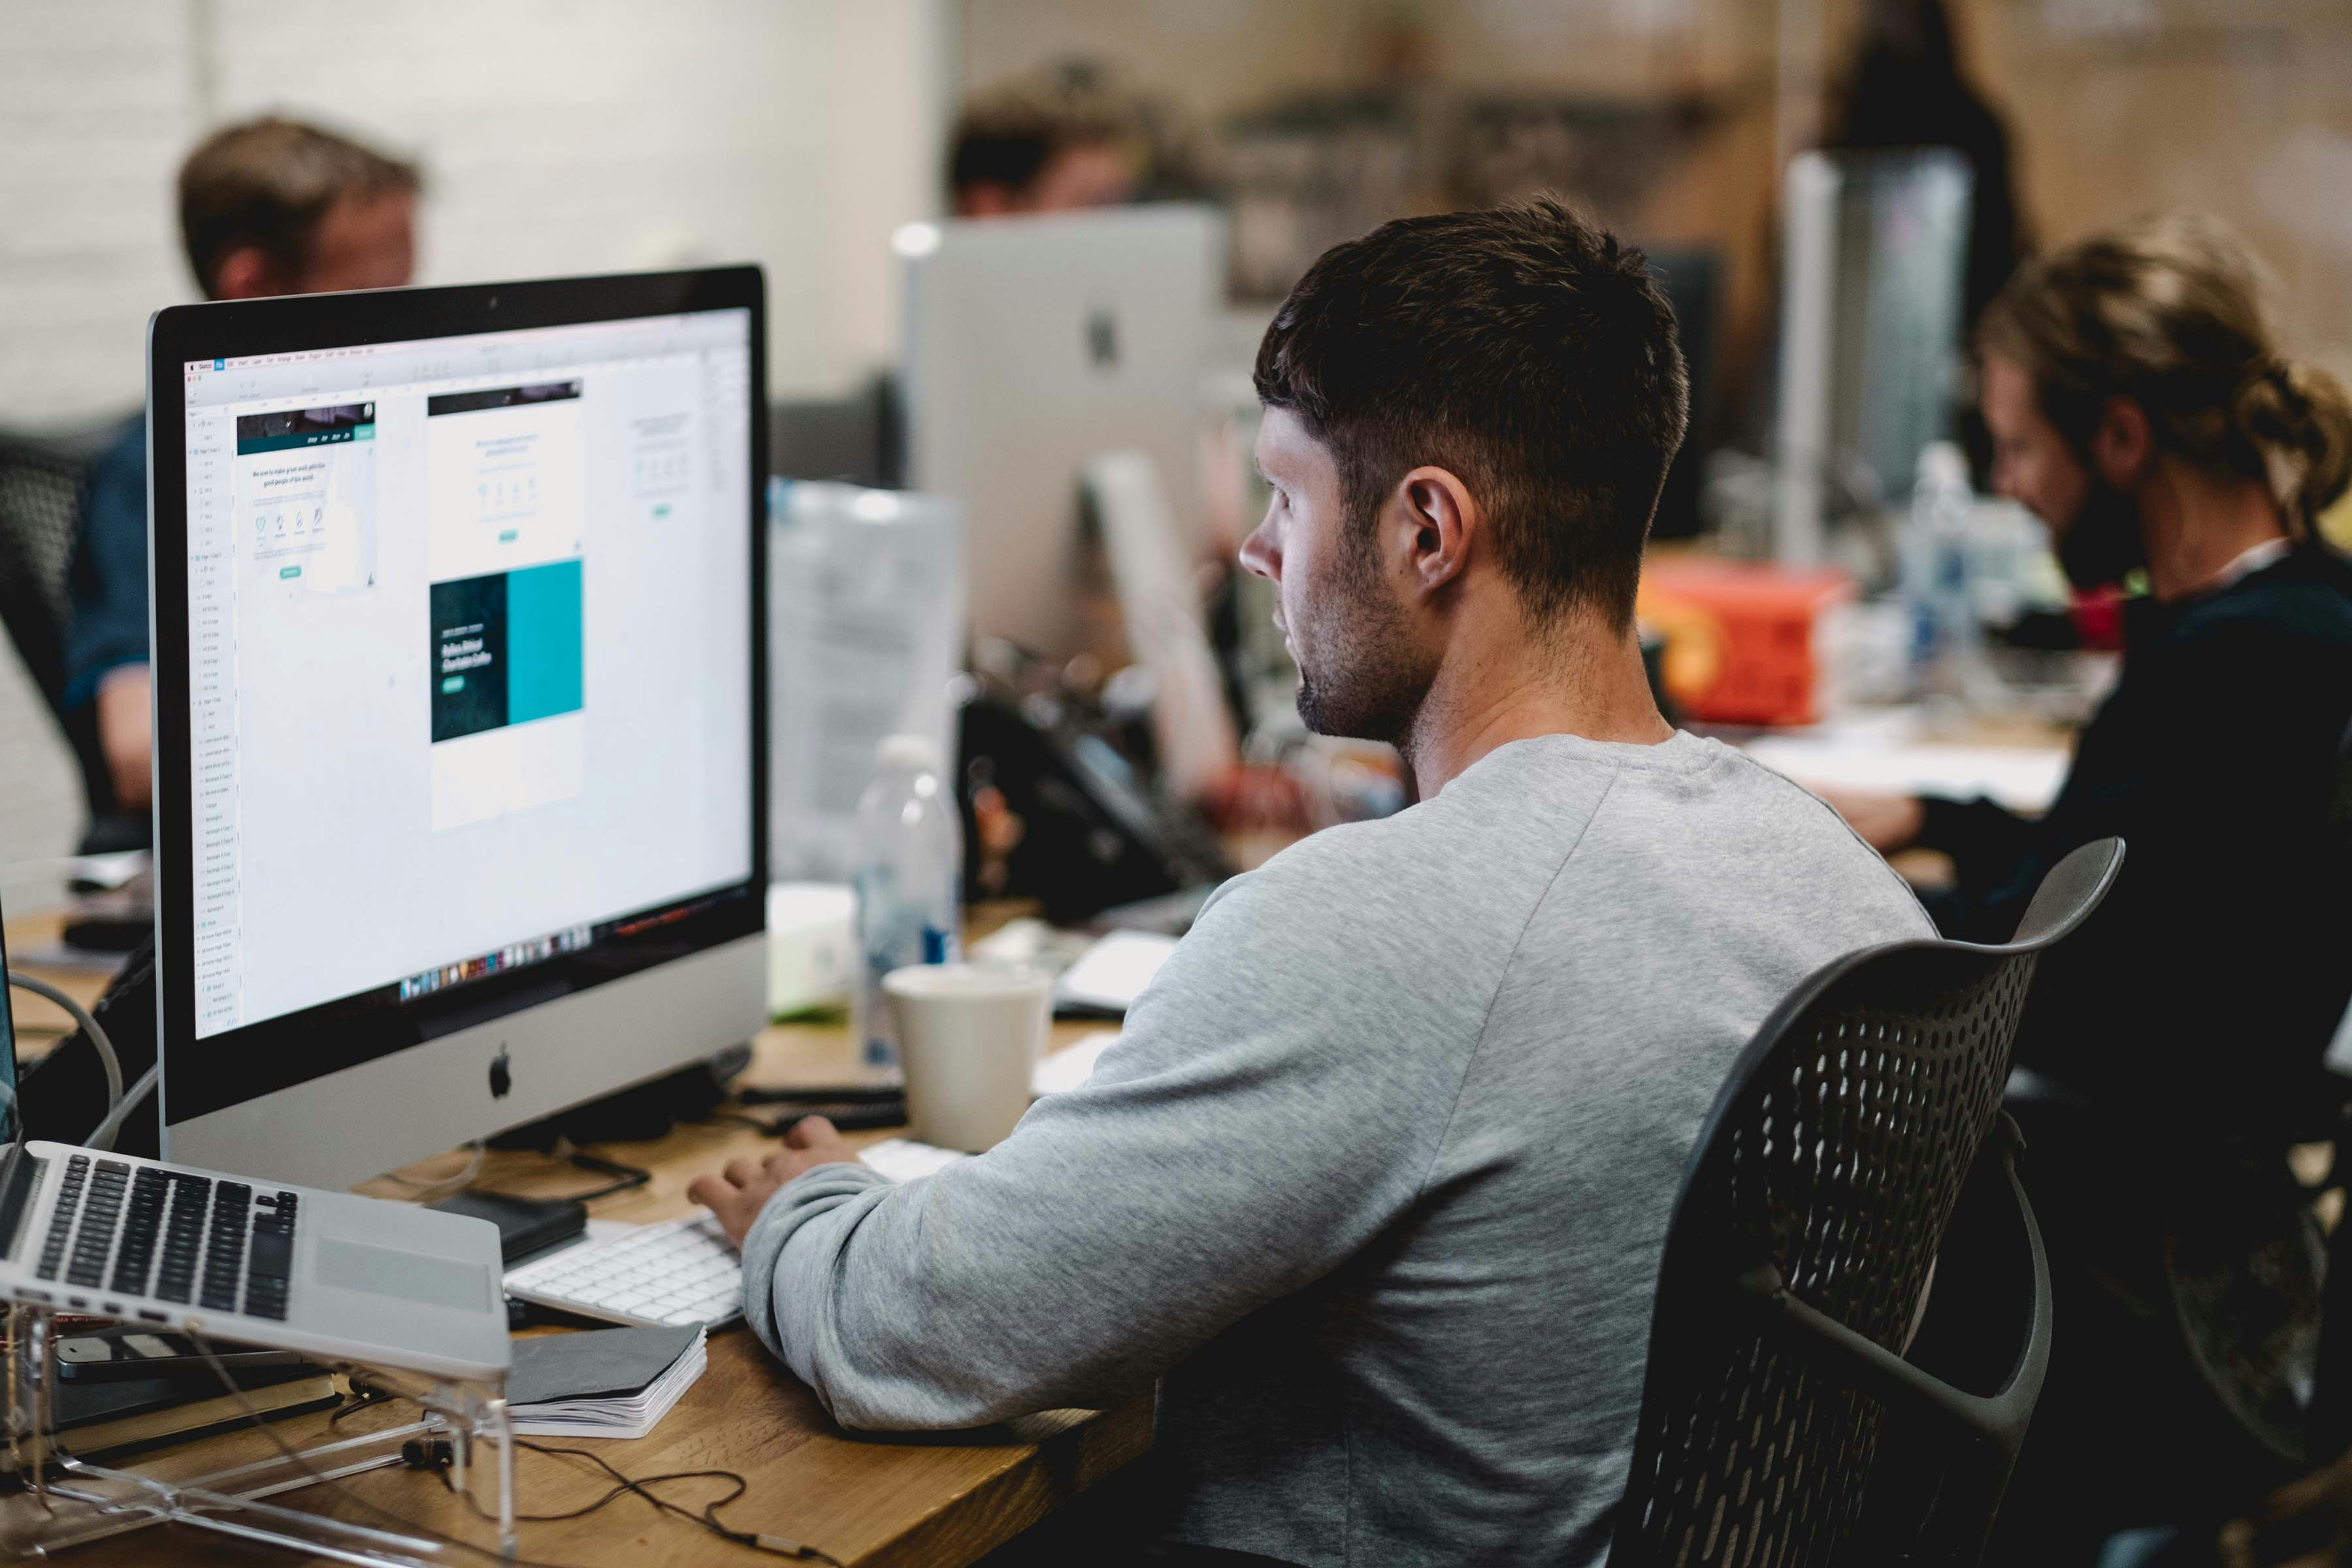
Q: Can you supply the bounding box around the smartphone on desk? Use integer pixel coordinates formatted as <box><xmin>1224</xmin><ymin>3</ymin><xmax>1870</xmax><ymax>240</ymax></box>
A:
<box><xmin>54</xmin><ymin>1326</ymin><xmax>304</xmax><ymax>1382</ymax></box>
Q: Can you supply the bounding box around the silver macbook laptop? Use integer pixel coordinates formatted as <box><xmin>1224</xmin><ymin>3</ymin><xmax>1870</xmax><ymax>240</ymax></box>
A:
<box><xmin>0</xmin><ymin>908</ymin><xmax>510</xmax><ymax>1384</ymax></box>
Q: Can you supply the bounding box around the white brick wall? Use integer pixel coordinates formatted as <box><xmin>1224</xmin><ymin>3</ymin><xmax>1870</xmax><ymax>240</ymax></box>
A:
<box><xmin>0</xmin><ymin>0</ymin><xmax>943</xmax><ymax>423</ymax></box>
<box><xmin>0</xmin><ymin>0</ymin><xmax>945</xmax><ymax>886</ymax></box>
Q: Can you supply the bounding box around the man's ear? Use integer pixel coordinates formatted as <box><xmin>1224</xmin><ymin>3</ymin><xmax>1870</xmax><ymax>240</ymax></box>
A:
<box><xmin>207</xmin><ymin>245</ymin><xmax>287</xmax><ymax>302</ymax></box>
<box><xmin>2089</xmin><ymin>395</ymin><xmax>2154</xmax><ymax>490</ymax></box>
<box><xmin>1393</xmin><ymin>465</ymin><xmax>1480</xmax><ymax>600</ymax></box>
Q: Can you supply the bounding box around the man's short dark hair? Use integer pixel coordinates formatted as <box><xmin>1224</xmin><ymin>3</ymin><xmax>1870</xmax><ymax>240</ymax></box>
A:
<box><xmin>948</xmin><ymin>106</ymin><xmax>1074</xmax><ymax>201</ymax></box>
<box><xmin>179</xmin><ymin>116</ymin><xmax>421</xmax><ymax>295</ymax></box>
<box><xmin>1254</xmin><ymin>199</ymin><xmax>1688</xmax><ymax>631</ymax></box>
<box><xmin>947</xmin><ymin>67</ymin><xmax>1128</xmax><ymax>204</ymax></box>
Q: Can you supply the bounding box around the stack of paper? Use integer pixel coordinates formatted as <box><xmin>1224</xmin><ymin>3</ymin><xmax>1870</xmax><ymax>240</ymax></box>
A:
<box><xmin>507</xmin><ymin>1323</ymin><xmax>706</xmax><ymax>1441</ymax></box>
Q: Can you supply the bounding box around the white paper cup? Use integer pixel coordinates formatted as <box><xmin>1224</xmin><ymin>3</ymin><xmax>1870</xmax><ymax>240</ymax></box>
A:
<box><xmin>883</xmin><ymin>964</ymin><xmax>1052</xmax><ymax>1152</ymax></box>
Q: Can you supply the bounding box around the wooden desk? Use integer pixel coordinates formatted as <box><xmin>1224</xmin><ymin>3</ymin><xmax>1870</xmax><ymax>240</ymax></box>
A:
<box><xmin>3</xmin><ymin>919</ymin><xmax>1147</xmax><ymax>1567</ymax></box>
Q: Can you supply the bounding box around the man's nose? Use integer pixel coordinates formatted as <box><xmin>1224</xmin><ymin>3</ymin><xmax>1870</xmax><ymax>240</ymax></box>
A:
<box><xmin>1239</xmin><ymin>521</ymin><xmax>1279</xmax><ymax>583</ymax></box>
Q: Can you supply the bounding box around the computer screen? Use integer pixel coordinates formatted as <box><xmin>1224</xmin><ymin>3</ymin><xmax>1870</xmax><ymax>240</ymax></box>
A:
<box><xmin>151</xmin><ymin>273</ymin><xmax>767</xmax><ymax>1181</ymax></box>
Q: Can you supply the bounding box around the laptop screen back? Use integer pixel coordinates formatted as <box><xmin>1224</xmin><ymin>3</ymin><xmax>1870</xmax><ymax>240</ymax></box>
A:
<box><xmin>0</xmin><ymin>896</ymin><xmax>18</xmax><ymax>1149</ymax></box>
<box><xmin>0</xmin><ymin>898</ymin><xmax>34</xmax><ymax>1262</ymax></box>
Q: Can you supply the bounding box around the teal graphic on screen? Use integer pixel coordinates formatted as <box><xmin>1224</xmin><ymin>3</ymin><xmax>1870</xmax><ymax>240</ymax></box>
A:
<box><xmin>431</xmin><ymin>559</ymin><xmax>583</xmax><ymax>743</ymax></box>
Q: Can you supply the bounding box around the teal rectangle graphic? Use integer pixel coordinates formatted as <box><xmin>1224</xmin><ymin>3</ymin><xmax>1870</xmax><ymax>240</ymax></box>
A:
<box><xmin>505</xmin><ymin>559</ymin><xmax>583</xmax><ymax>725</ymax></box>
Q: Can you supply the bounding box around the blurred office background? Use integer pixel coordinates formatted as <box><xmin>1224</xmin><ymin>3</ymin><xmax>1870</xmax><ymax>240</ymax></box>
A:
<box><xmin>7</xmin><ymin>0</ymin><xmax>2352</xmax><ymax>882</ymax></box>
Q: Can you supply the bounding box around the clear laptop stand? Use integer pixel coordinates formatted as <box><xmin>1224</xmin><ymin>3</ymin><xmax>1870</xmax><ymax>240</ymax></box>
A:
<box><xmin>0</xmin><ymin>1303</ymin><xmax>517</xmax><ymax>1564</ymax></box>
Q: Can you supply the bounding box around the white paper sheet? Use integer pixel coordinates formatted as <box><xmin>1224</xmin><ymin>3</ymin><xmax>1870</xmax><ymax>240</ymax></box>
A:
<box><xmin>1053</xmin><ymin>931</ymin><xmax>1179</xmax><ymax>1014</ymax></box>
<box><xmin>1742</xmin><ymin>732</ymin><xmax>2070</xmax><ymax>815</ymax></box>
<box><xmin>1033</xmin><ymin>1030</ymin><xmax>1121</xmax><ymax>1098</ymax></box>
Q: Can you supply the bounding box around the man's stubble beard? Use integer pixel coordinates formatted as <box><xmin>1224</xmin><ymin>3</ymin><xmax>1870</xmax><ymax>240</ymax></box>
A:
<box><xmin>1292</xmin><ymin>543</ymin><xmax>1439</xmax><ymax>749</ymax></box>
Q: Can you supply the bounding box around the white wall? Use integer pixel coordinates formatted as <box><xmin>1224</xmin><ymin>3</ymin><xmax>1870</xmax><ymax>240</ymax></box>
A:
<box><xmin>1</xmin><ymin>0</ymin><xmax>945</xmax><ymax>425</ymax></box>
<box><xmin>0</xmin><ymin>0</ymin><xmax>945</xmax><ymax>900</ymax></box>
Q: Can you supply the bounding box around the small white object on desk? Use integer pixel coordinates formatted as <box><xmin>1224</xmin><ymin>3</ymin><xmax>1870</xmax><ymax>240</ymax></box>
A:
<box><xmin>1033</xmin><ymin>1030</ymin><xmax>1120</xmax><ymax>1097</ymax></box>
<box><xmin>886</xmin><ymin>963</ymin><xmax>1051</xmax><ymax>1152</ymax></box>
<box><xmin>767</xmin><ymin>882</ymin><xmax>855</xmax><ymax>1017</ymax></box>
<box><xmin>1054</xmin><ymin>931</ymin><xmax>1179</xmax><ymax>1014</ymax></box>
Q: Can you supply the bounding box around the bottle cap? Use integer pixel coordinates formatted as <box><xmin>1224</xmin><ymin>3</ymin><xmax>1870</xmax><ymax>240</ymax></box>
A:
<box><xmin>1916</xmin><ymin>440</ymin><xmax>1968</xmax><ymax>489</ymax></box>
<box><xmin>876</xmin><ymin>733</ymin><xmax>943</xmax><ymax>774</ymax></box>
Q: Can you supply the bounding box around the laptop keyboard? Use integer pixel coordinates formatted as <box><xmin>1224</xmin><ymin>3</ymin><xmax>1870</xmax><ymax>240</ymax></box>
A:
<box><xmin>36</xmin><ymin>1156</ymin><xmax>299</xmax><ymax>1321</ymax></box>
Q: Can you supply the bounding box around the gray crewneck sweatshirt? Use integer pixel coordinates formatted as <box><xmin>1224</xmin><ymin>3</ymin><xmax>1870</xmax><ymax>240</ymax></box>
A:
<box><xmin>739</xmin><ymin>731</ymin><xmax>1932</xmax><ymax>1565</ymax></box>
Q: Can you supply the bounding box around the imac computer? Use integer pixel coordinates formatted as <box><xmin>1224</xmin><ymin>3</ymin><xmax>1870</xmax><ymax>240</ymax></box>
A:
<box><xmin>898</xmin><ymin>203</ymin><xmax>1226</xmax><ymax>660</ymax></box>
<box><xmin>147</xmin><ymin>269</ymin><xmax>768</xmax><ymax>1191</ymax></box>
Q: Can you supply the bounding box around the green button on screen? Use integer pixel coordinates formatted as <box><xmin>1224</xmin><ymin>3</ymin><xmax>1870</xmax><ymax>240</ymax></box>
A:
<box><xmin>278</xmin><ymin>564</ymin><xmax>301</xmax><ymax>579</ymax></box>
<box><xmin>441</xmin><ymin>676</ymin><xmax>465</xmax><ymax>693</ymax></box>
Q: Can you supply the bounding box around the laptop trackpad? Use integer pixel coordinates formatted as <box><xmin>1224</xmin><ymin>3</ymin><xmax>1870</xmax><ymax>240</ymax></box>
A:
<box><xmin>315</xmin><ymin>1237</ymin><xmax>494</xmax><ymax>1313</ymax></box>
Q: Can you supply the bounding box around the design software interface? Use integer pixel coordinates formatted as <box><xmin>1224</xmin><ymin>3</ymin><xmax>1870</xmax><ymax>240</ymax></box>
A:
<box><xmin>179</xmin><ymin>310</ymin><xmax>754</xmax><ymax>1039</ymax></box>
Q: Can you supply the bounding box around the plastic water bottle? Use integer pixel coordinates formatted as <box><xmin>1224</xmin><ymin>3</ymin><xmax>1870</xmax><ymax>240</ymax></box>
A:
<box><xmin>1902</xmin><ymin>440</ymin><xmax>1980</xmax><ymax>698</ymax></box>
<box><xmin>850</xmin><ymin>734</ymin><xmax>962</xmax><ymax>1071</ymax></box>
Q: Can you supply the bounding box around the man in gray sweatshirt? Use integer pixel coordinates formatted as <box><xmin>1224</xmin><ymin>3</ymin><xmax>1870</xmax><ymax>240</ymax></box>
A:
<box><xmin>692</xmin><ymin>200</ymin><xmax>1932</xmax><ymax>1566</ymax></box>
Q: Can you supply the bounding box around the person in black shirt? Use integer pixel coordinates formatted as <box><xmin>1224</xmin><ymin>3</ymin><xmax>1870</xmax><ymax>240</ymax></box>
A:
<box><xmin>1829</xmin><ymin>216</ymin><xmax>2352</xmax><ymax>1560</ymax></box>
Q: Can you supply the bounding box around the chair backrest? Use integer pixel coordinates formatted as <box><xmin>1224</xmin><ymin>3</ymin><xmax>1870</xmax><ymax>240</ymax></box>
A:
<box><xmin>0</xmin><ymin>420</ymin><xmax>137</xmax><ymax>832</ymax></box>
<box><xmin>1610</xmin><ymin>837</ymin><xmax>2123</xmax><ymax>1568</ymax></box>
<box><xmin>0</xmin><ymin>431</ymin><xmax>93</xmax><ymax>717</ymax></box>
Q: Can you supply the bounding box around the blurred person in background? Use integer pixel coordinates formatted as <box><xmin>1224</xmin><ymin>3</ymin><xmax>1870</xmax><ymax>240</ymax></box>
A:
<box><xmin>68</xmin><ymin>116</ymin><xmax>419</xmax><ymax>829</ymax></box>
<box><xmin>948</xmin><ymin>63</ymin><xmax>1145</xmax><ymax>218</ymax></box>
<box><xmin>1821</xmin><ymin>0</ymin><xmax>2029</xmax><ymax>336</ymax></box>
<box><xmin>1827</xmin><ymin>217</ymin><xmax>2352</xmax><ymax>1561</ymax></box>
<box><xmin>1820</xmin><ymin>0</ymin><xmax>2033</xmax><ymax>486</ymax></box>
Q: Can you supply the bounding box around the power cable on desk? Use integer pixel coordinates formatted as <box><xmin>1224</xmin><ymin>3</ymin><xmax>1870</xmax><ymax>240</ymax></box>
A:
<box><xmin>6</xmin><ymin>970</ymin><xmax>123</xmax><ymax>1146</ymax></box>
<box><xmin>184</xmin><ymin>1335</ymin><xmax>844</xmax><ymax>1564</ymax></box>
<box><xmin>380</xmin><ymin>1141</ymin><xmax>644</xmax><ymax>1207</ymax></box>
<box><xmin>549</xmin><ymin>1147</ymin><xmax>651</xmax><ymax>1202</ymax></box>
<box><xmin>436</xmin><ymin>1434</ymin><xmax>847</xmax><ymax>1564</ymax></box>
<box><xmin>379</xmin><ymin>1140</ymin><xmax>488</xmax><ymax>1200</ymax></box>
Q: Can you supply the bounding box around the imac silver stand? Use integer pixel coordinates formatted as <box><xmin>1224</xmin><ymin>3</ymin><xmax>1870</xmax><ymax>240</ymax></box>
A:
<box><xmin>0</xmin><ymin>1303</ymin><xmax>517</xmax><ymax>1564</ymax></box>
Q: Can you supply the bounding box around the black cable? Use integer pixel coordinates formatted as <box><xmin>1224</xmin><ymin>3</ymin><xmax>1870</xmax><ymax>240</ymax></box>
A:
<box><xmin>732</xmin><ymin>1086</ymin><xmax>904</xmax><ymax>1107</ymax></box>
<box><xmin>549</xmin><ymin>1148</ymin><xmax>652</xmax><ymax>1203</ymax></box>
<box><xmin>436</xmin><ymin>1439</ymin><xmax>740</xmax><ymax>1525</ymax></box>
<box><xmin>328</xmin><ymin>1380</ymin><xmax>397</xmax><ymax>1426</ymax></box>
<box><xmin>525</xmin><ymin>1441</ymin><xmax>843</xmax><ymax>1566</ymax></box>
<box><xmin>461</xmin><ymin>1147</ymin><xmax>651</xmax><ymax>1207</ymax></box>
<box><xmin>176</xmin><ymin>1332</ymin><xmax>840</xmax><ymax>1564</ymax></box>
<box><xmin>443</xmin><ymin>1435</ymin><xmax>845</xmax><ymax>1563</ymax></box>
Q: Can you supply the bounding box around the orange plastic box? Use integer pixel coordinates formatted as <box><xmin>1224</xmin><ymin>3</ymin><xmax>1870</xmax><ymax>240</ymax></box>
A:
<box><xmin>1636</xmin><ymin>558</ymin><xmax>1854</xmax><ymax>728</ymax></box>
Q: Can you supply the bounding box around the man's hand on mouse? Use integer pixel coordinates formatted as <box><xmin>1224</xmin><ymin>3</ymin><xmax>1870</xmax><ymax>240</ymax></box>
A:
<box><xmin>688</xmin><ymin>1115</ymin><xmax>861</xmax><ymax>1247</ymax></box>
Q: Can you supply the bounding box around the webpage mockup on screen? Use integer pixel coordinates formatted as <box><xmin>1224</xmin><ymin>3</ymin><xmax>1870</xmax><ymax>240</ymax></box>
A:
<box><xmin>178</xmin><ymin>310</ymin><xmax>755</xmax><ymax>1040</ymax></box>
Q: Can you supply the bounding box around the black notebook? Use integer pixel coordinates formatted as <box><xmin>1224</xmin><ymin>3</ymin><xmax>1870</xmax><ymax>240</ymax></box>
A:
<box><xmin>48</xmin><ymin>1362</ymin><xmax>338</xmax><ymax>1460</ymax></box>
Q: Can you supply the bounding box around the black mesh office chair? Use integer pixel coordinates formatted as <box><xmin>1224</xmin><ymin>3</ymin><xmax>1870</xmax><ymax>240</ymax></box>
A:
<box><xmin>2259</xmin><ymin>718</ymin><xmax>2352</xmax><ymax>1465</ymax></box>
<box><xmin>1610</xmin><ymin>836</ymin><xmax>2125</xmax><ymax>1568</ymax></box>
<box><xmin>0</xmin><ymin>420</ymin><xmax>137</xmax><ymax>845</ymax></box>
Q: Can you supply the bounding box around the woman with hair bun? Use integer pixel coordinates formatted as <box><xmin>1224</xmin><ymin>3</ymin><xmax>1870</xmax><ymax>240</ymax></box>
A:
<box><xmin>1833</xmin><ymin>216</ymin><xmax>2352</xmax><ymax>1560</ymax></box>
